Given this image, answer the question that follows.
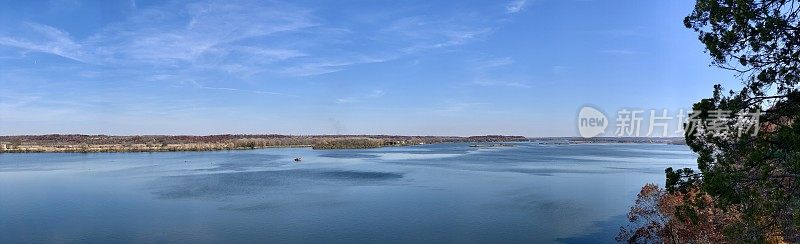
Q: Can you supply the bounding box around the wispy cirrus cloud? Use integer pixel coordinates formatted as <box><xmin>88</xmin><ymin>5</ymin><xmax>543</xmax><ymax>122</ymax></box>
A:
<box><xmin>469</xmin><ymin>57</ymin><xmax>532</xmax><ymax>88</ymax></box>
<box><xmin>187</xmin><ymin>80</ymin><xmax>283</xmax><ymax>95</ymax></box>
<box><xmin>0</xmin><ymin>22</ymin><xmax>86</xmax><ymax>62</ymax></box>
<box><xmin>0</xmin><ymin>0</ymin><xmax>319</xmax><ymax>80</ymax></box>
<box><xmin>86</xmin><ymin>1</ymin><xmax>316</xmax><ymax>66</ymax></box>
<box><xmin>280</xmin><ymin>56</ymin><xmax>391</xmax><ymax>76</ymax></box>
<box><xmin>0</xmin><ymin>0</ymin><xmax>518</xmax><ymax>80</ymax></box>
<box><xmin>472</xmin><ymin>78</ymin><xmax>531</xmax><ymax>88</ymax></box>
<box><xmin>335</xmin><ymin>89</ymin><xmax>385</xmax><ymax>104</ymax></box>
<box><xmin>382</xmin><ymin>16</ymin><xmax>493</xmax><ymax>54</ymax></box>
<box><xmin>506</xmin><ymin>0</ymin><xmax>527</xmax><ymax>13</ymax></box>
<box><xmin>433</xmin><ymin>101</ymin><xmax>490</xmax><ymax>114</ymax></box>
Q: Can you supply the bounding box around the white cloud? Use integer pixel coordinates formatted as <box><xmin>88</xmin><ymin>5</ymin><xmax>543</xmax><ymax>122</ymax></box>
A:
<box><xmin>87</xmin><ymin>1</ymin><xmax>316</xmax><ymax>65</ymax></box>
<box><xmin>1</xmin><ymin>1</ymin><xmax>318</xmax><ymax>77</ymax></box>
<box><xmin>335</xmin><ymin>89</ymin><xmax>386</xmax><ymax>104</ymax></box>
<box><xmin>0</xmin><ymin>22</ymin><xmax>86</xmax><ymax>62</ymax></box>
<box><xmin>0</xmin><ymin>0</ymin><xmax>513</xmax><ymax>81</ymax></box>
<box><xmin>382</xmin><ymin>16</ymin><xmax>493</xmax><ymax>54</ymax></box>
<box><xmin>335</xmin><ymin>97</ymin><xmax>357</xmax><ymax>104</ymax></box>
<box><xmin>472</xmin><ymin>78</ymin><xmax>530</xmax><ymax>88</ymax></box>
<box><xmin>280</xmin><ymin>61</ymin><xmax>351</xmax><ymax>76</ymax></box>
<box><xmin>434</xmin><ymin>101</ymin><xmax>490</xmax><ymax>113</ymax></box>
<box><xmin>506</xmin><ymin>0</ymin><xmax>527</xmax><ymax>13</ymax></box>
<box><xmin>368</xmin><ymin>89</ymin><xmax>385</xmax><ymax>98</ymax></box>
<box><xmin>280</xmin><ymin>56</ymin><xmax>389</xmax><ymax>76</ymax></box>
<box><xmin>188</xmin><ymin>80</ymin><xmax>282</xmax><ymax>95</ymax></box>
<box><xmin>470</xmin><ymin>57</ymin><xmax>529</xmax><ymax>88</ymax></box>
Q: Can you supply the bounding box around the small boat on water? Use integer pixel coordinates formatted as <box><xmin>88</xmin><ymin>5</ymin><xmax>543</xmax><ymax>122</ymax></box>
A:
<box><xmin>294</xmin><ymin>157</ymin><xmax>302</xmax><ymax>162</ymax></box>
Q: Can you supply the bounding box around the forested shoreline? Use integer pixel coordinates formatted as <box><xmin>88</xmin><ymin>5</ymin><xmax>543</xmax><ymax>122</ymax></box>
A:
<box><xmin>0</xmin><ymin>134</ymin><xmax>529</xmax><ymax>153</ymax></box>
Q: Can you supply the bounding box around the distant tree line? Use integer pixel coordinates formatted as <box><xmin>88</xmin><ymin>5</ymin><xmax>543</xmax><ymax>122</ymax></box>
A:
<box><xmin>0</xmin><ymin>134</ymin><xmax>528</xmax><ymax>152</ymax></box>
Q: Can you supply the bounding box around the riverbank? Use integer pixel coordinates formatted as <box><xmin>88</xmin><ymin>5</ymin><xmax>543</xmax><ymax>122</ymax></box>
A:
<box><xmin>0</xmin><ymin>134</ymin><xmax>529</xmax><ymax>153</ymax></box>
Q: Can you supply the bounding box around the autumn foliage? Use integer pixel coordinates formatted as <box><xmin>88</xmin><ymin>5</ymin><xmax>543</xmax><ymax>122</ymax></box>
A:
<box><xmin>617</xmin><ymin>184</ymin><xmax>737</xmax><ymax>243</ymax></box>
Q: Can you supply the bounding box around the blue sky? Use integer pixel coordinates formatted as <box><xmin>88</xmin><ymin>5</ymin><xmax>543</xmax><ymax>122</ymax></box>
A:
<box><xmin>0</xmin><ymin>0</ymin><xmax>736</xmax><ymax>136</ymax></box>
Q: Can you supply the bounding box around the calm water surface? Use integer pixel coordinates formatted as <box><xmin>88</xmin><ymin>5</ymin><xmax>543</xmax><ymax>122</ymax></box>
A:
<box><xmin>0</xmin><ymin>143</ymin><xmax>695</xmax><ymax>243</ymax></box>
